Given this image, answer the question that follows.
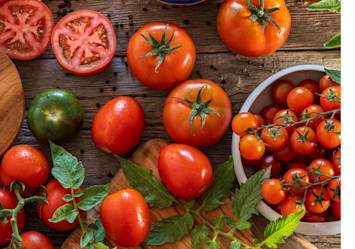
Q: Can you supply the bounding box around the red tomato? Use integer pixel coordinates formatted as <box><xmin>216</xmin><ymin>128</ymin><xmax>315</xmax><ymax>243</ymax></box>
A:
<box><xmin>261</xmin><ymin>126</ymin><xmax>288</xmax><ymax>151</ymax></box>
<box><xmin>253</xmin><ymin>113</ymin><xmax>265</xmax><ymax>127</ymax></box>
<box><xmin>327</xmin><ymin>178</ymin><xmax>340</xmax><ymax>201</ymax></box>
<box><xmin>305</xmin><ymin>186</ymin><xmax>330</xmax><ymax>213</ymax></box>
<box><xmin>332</xmin><ymin>149</ymin><xmax>341</xmax><ymax>175</ymax></box>
<box><xmin>305</xmin><ymin>144</ymin><xmax>327</xmax><ymax>163</ymax></box>
<box><xmin>100</xmin><ymin>189</ymin><xmax>150</xmax><ymax>247</ymax></box>
<box><xmin>271</xmin><ymin>80</ymin><xmax>294</xmax><ymax>106</ymax></box>
<box><xmin>257</xmin><ymin>155</ymin><xmax>283</xmax><ymax>178</ymax></box>
<box><xmin>307</xmin><ymin>158</ymin><xmax>335</xmax><ymax>183</ymax></box>
<box><xmin>163</xmin><ymin>79</ymin><xmax>232</xmax><ymax>148</ymax></box>
<box><xmin>300</xmin><ymin>104</ymin><xmax>324</xmax><ymax>131</ymax></box>
<box><xmin>283</xmin><ymin>168</ymin><xmax>310</xmax><ymax>194</ymax></box>
<box><xmin>217</xmin><ymin>0</ymin><xmax>291</xmax><ymax>57</ymax></box>
<box><xmin>262</xmin><ymin>179</ymin><xmax>286</xmax><ymax>204</ymax></box>
<box><xmin>288</xmin><ymin>163</ymin><xmax>308</xmax><ymax>171</ymax></box>
<box><xmin>290</xmin><ymin>126</ymin><xmax>317</xmax><ymax>155</ymax></box>
<box><xmin>36</xmin><ymin>180</ymin><xmax>86</xmax><ymax>231</ymax></box>
<box><xmin>242</xmin><ymin>157</ymin><xmax>262</xmax><ymax>167</ymax></box>
<box><xmin>260</xmin><ymin>104</ymin><xmax>282</xmax><ymax>124</ymax></box>
<box><xmin>0</xmin><ymin>145</ymin><xmax>50</xmax><ymax>195</ymax></box>
<box><xmin>284</xmin><ymin>155</ymin><xmax>307</xmax><ymax>172</ymax></box>
<box><xmin>302</xmin><ymin>212</ymin><xmax>330</xmax><ymax>223</ymax></box>
<box><xmin>320</xmin><ymin>86</ymin><xmax>341</xmax><ymax>112</ymax></box>
<box><xmin>158</xmin><ymin>144</ymin><xmax>213</xmax><ymax>199</ymax></box>
<box><xmin>319</xmin><ymin>74</ymin><xmax>340</xmax><ymax>92</ymax></box>
<box><xmin>232</xmin><ymin>112</ymin><xmax>259</xmax><ymax>136</ymax></box>
<box><xmin>280</xmin><ymin>195</ymin><xmax>305</xmax><ymax>217</ymax></box>
<box><xmin>11</xmin><ymin>231</ymin><xmax>54</xmax><ymax>249</ymax></box>
<box><xmin>273</xmin><ymin>109</ymin><xmax>299</xmax><ymax>135</ymax></box>
<box><xmin>286</xmin><ymin>87</ymin><xmax>314</xmax><ymax>113</ymax></box>
<box><xmin>239</xmin><ymin>134</ymin><xmax>265</xmax><ymax>160</ymax></box>
<box><xmin>298</xmin><ymin>79</ymin><xmax>320</xmax><ymax>103</ymax></box>
<box><xmin>51</xmin><ymin>10</ymin><xmax>116</xmax><ymax>76</ymax></box>
<box><xmin>316</xmin><ymin>119</ymin><xmax>341</xmax><ymax>149</ymax></box>
<box><xmin>332</xmin><ymin>200</ymin><xmax>341</xmax><ymax>219</ymax></box>
<box><xmin>0</xmin><ymin>0</ymin><xmax>54</xmax><ymax>60</ymax></box>
<box><xmin>92</xmin><ymin>97</ymin><xmax>145</xmax><ymax>155</ymax></box>
<box><xmin>273</xmin><ymin>142</ymin><xmax>297</xmax><ymax>162</ymax></box>
<box><xmin>127</xmin><ymin>22</ymin><xmax>196</xmax><ymax>90</ymax></box>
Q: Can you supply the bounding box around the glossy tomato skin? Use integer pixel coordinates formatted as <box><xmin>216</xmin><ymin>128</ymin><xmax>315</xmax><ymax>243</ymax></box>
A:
<box><xmin>217</xmin><ymin>0</ymin><xmax>291</xmax><ymax>57</ymax></box>
<box><xmin>300</xmin><ymin>104</ymin><xmax>324</xmax><ymax>131</ymax></box>
<box><xmin>0</xmin><ymin>0</ymin><xmax>54</xmax><ymax>60</ymax></box>
<box><xmin>51</xmin><ymin>10</ymin><xmax>116</xmax><ymax>76</ymax></box>
<box><xmin>280</xmin><ymin>195</ymin><xmax>305</xmax><ymax>217</ymax></box>
<box><xmin>305</xmin><ymin>144</ymin><xmax>327</xmax><ymax>163</ymax></box>
<box><xmin>307</xmin><ymin>158</ymin><xmax>335</xmax><ymax>183</ymax></box>
<box><xmin>283</xmin><ymin>168</ymin><xmax>310</xmax><ymax>194</ymax></box>
<box><xmin>290</xmin><ymin>126</ymin><xmax>317</xmax><ymax>155</ymax></box>
<box><xmin>316</xmin><ymin>119</ymin><xmax>341</xmax><ymax>149</ymax></box>
<box><xmin>158</xmin><ymin>144</ymin><xmax>213</xmax><ymax>199</ymax></box>
<box><xmin>257</xmin><ymin>155</ymin><xmax>283</xmax><ymax>178</ymax></box>
<box><xmin>327</xmin><ymin>178</ymin><xmax>340</xmax><ymax>201</ymax></box>
<box><xmin>271</xmin><ymin>80</ymin><xmax>294</xmax><ymax>106</ymax></box>
<box><xmin>163</xmin><ymin>80</ymin><xmax>232</xmax><ymax>148</ymax></box>
<box><xmin>273</xmin><ymin>109</ymin><xmax>298</xmax><ymax>135</ymax></box>
<box><xmin>27</xmin><ymin>89</ymin><xmax>83</xmax><ymax>143</ymax></box>
<box><xmin>273</xmin><ymin>142</ymin><xmax>297</xmax><ymax>162</ymax></box>
<box><xmin>332</xmin><ymin>200</ymin><xmax>341</xmax><ymax>219</ymax></box>
<box><xmin>239</xmin><ymin>134</ymin><xmax>265</xmax><ymax>160</ymax></box>
<box><xmin>298</xmin><ymin>79</ymin><xmax>320</xmax><ymax>103</ymax></box>
<box><xmin>100</xmin><ymin>189</ymin><xmax>150</xmax><ymax>247</ymax></box>
<box><xmin>36</xmin><ymin>180</ymin><xmax>85</xmax><ymax>231</ymax></box>
<box><xmin>284</xmin><ymin>155</ymin><xmax>307</xmax><ymax>172</ymax></box>
<box><xmin>286</xmin><ymin>87</ymin><xmax>314</xmax><ymax>113</ymax></box>
<box><xmin>260</xmin><ymin>104</ymin><xmax>282</xmax><ymax>124</ymax></box>
<box><xmin>92</xmin><ymin>97</ymin><xmax>145</xmax><ymax>155</ymax></box>
<box><xmin>332</xmin><ymin>149</ymin><xmax>341</xmax><ymax>175</ymax></box>
<box><xmin>305</xmin><ymin>186</ymin><xmax>330</xmax><ymax>213</ymax></box>
<box><xmin>319</xmin><ymin>74</ymin><xmax>340</xmax><ymax>92</ymax></box>
<box><xmin>232</xmin><ymin>112</ymin><xmax>259</xmax><ymax>136</ymax></box>
<box><xmin>320</xmin><ymin>86</ymin><xmax>341</xmax><ymax>112</ymax></box>
<box><xmin>127</xmin><ymin>22</ymin><xmax>196</xmax><ymax>90</ymax></box>
<box><xmin>302</xmin><ymin>212</ymin><xmax>330</xmax><ymax>223</ymax></box>
<box><xmin>262</xmin><ymin>179</ymin><xmax>286</xmax><ymax>204</ymax></box>
<box><xmin>11</xmin><ymin>231</ymin><xmax>54</xmax><ymax>249</ymax></box>
<box><xmin>261</xmin><ymin>126</ymin><xmax>288</xmax><ymax>151</ymax></box>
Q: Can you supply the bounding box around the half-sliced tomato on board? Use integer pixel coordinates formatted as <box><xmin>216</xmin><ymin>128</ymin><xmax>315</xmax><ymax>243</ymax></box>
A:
<box><xmin>0</xmin><ymin>0</ymin><xmax>54</xmax><ymax>60</ymax></box>
<box><xmin>51</xmin><ymin>10</ymin><xmax>117</xmax><ymax>76</ymax></box>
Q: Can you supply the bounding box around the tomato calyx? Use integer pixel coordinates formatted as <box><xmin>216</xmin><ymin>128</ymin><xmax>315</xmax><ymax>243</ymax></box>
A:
<box><xmin>294</xmin><ymin>128</ymin><xmax>314</xmax><ymax>144</ymax></box>
<box><xmin>319</xmin><ymin>89</ymin><xmax>341</xmax><ymax>103</ymax></box>
<box><xmin>246</xmin><ymin>0</ymin><xmax>280</xmax><ymax>31</ymax></box>
<box><xmin>140</xmin><ymin>25</ymin><xmax>183</xmax><ymax>71</ymax></box>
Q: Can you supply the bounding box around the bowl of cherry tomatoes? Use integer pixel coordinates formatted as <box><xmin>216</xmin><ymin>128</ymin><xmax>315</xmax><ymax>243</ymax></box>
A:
<box><xmin>232</xmin><ymin>65</ymin><xmax>341</xmax><ymax>235</ymax></box>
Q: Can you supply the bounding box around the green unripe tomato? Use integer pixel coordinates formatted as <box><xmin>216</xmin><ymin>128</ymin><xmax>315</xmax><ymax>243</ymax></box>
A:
<box><xmin>27</xmin><ymin>89</ymin><xmax>83</xmax><ymax>143</ymax></box>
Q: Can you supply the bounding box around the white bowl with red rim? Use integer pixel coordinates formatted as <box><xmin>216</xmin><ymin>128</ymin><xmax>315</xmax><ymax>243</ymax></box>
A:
<box><xmin>232</xmin><ymin>65</ymin><xmax>341</xmax><ymax>235</ymax></box>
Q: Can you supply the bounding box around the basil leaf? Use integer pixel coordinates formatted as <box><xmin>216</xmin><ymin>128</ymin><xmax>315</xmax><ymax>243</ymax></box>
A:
<box><xmin>78</xmin><ymin>184</ymin><xmax>109</xmax><ymax>211</ymax></box>
<box><xmin>50</xmin><ymin>141</ymin><xmax>85</xmax><ymax>189</ymax></box>
<box><xmin>324</xmin><ymin>33</ymin><xmax>341</xmax><ymax>48</ymax></box>
<box><xmin>230</xmin><ymin>241</ymin><xmax>241</xmax><ymax>249</ymax></box>
<box><xmin>80</xmin><ymin>231</ymin><xmax>93</xmax><ymax>248</ymax></box>
<box><xmin>191</xmin><ymin>224</ymin><xmax>209</xmax><ymax>248</ymax></box>
<box><xmin>93</xmin><ymin>218</ymin><xmax>106</xmax><ymax>243</ymax></box>
<box><xmin>116</xmin><ymin>156</ymin><xmax>176</xmax><ymax>209</ymax></box>
<box><xmin>49</xmin><ymin>204</ymin><xmax>78</xmax><ymax>223</ymax></box>
<box><xmin>143</xmin><ymin>214</ymin><xmax>194</xmax><ymax>246</ymax></box>
<box><xmin>307</xmin><ymin>0</ymin><xmax>341</xmax><ymax>13</ymax></box>
<box><xmin>325</xmin><ymin>68</ymin><xmax>341</xmax><ymax>84</ymax></box>
<box><xmin>200</xmin><ymin>156</ymin><xmax>235</xmax><ymax>211</ymax></box>
<box><xmin>231</xmin><ymin>167</ymin><xmax>270</xmax><ymax>229</ymax></box>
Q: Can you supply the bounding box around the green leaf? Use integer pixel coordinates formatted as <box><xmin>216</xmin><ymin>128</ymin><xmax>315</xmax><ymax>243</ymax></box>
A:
<box><xmin>116</xmin><ymin>156</ymin><xmax>176</xmax><ymax>209</ymax></box>
<box><xmin>262</xmin><ymin>211</ymin><xmax>304</xmax><ymax>248</ymax></box>
<box><xmin>191</xmin><ymin>224</ymin><xmax>209</xmax><ymax>248</ymax></box>
<box><xmin>80</xmin><ymin>231</ymin><xmax>94</xmax><ymax>248</ymax></box>
<box><xmin>49</xmin><ymin>204</ymin><xmax>78</xmax><ymax>223</ymax></box>
<box><xmin>214</xmin><ymin>216</ymin><xmax>225</xmax><ymax>230</ymax></box>
<box><xmin>324</xmin><ymin>33</ymin><xmax>341</xmax><ymax>48</ymax></box>
<box><xmin>230</xmin><ymin>241</ymin><xmax>241</xmax><ymax>249</ymax></box>
<box><xmin>143</xmin><ymin>214</ymin><xmax>194</xmax><ymax>246</ymax></box>
<box><xmin>307</xmin><ymin>0</ymin><xmax>341</xmax><ymax>13</ymax></box>
<box><xmin>208</xmin><ymin>242</ymin><xmax>220</xmax><ymax>249</ymax></box>
<box><xmin>78</xmin><ymin>184</ymin><xmax>109</xmax><ymax>211</ymax></box>
<box><xmin>50</xmin><ymin>141</ymin><xmax>85</xmax><ymax>189</ymax></box>
<box><xmin>200</xmin><ymin>157</ymin><xmax>235</xmax><ymax>211</ymax></box>
<box><xmin>185</xmin><ymin>199</ymin><xmax>195</xmax><ymax>209</ymax></box>
<box><xmin>62</xmin><ymin>194</ymin><xmax>73</xmax><ymax>202</ymax></box>
<box><xmin>87</xmin><ymin>223</ymin><xmax>98</xmax><ymax>232</ymax></box>
<box><xmin>93</xmin><ymin>218</ymin><xmax>106</xmax><ymax>243</ymax></box>
<box><xmin>95</xmin><ymin>242</ymin><xmax>116</xmax><ymax>249</ymax></box>
<box><xmin>325</xmin><ymin>68</ymin><xmax>341</xmax><ymax>84</ymax></box>
<box><xmin>232</xmin><ymin>167</ymin><xmax>271</xmax><ymax>230</ymax></box>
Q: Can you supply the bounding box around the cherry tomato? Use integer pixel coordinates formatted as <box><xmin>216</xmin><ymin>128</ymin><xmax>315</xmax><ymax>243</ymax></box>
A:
<box><xmin>332</xmin><ymin>199</ymin><xmax>341</xmax><ymax>219</ymax></box>
<box><xmin>0</xmin><ymin>189</ymin><xmax>26</xmax><ymax>245</ymax></box>
<box><xmin>283</xmin><ymin>168</ymin><xmax>310</xmax><ymax>194</ymax></box>
<box><xmin>260</xmin><ymin>104</ymin><xmax>282</xmax><ymax>124</ymax></box>
<box><xmin>302</xmin><ymin>212</ymin><xmax>330</xmax><ymax>223</ymax></box>
<box><xmin>257</xmin><ymin>155</ymin><xmax>283</xmax><ymax>178</ymax></box>
<box><xmin>305</xmin><ymin>186</ymin><xmax>330</xmax><ymax>213</ymax></box>
<box><xmin>261</xmin><ymin>126</ymin><xmax>288</xmax><ymax>151</ymax></box>
<box><xmin>127</xmin><ymin>22</ymin><xmax>196</xmax><ymax>90</ymax></box>
<box><xmin>253</xmin><ymin>113</ymin><xmax>265</xmax><ymax>126</ymax></box>
<box><xmin>298</xmin><ymin>79</ymin><xmax>320</xmax><ymax>103</ymax></box>
<box><xmin>92</xmin><ymin>97</ymin><xmax>145</xmax><ymax>155</ymax></box>
<box><xmin>11</xmin><ymin>231</ymin><xmax>54</xmax><ymax>249</ymax></box>
<box><xmin>316</xmin><ymin>119</ymin><xmax>341</xmax><ymax>149</ymax></box>
<box><xmin>332</xmin><ymin>149</ymin><xmax>341</xmax><ymax>175</ymax></box>
<box><xmin>262</xmin><ymin>179</ymin><xmax>286</xmax><ymax>204</ymax></box>
<box><xmin>158</xmin><ymin>144</ymin><xmax>213</xmax><ymax>200</ymax></box>
<box><xmin>284</xmin><ymin>155</ymin><xmax>307</xmax><ymax>171</ymax></box>
<box><xmin>163</xmin><ymin>80</ymin><xmax>232</xmax><ymax>148</ymax></box>
<box><xmin>327</xmin><ymin>178</ymin><xmax>340</xmax><ymax>201</ymax></box>
<box><xmin>0</xmin><ymin>0</ymin><xmax>54</xmax><ymax>60</ymax></box>
<box><xmin>273</xmin><ymin>142</ymin><xmax>297</xmax><ymax>162</ymax></box>
<box><xmin>0</xmin><ymin>145</ymin><xmax>50</xmax><ymax>195</ymax></box>
<box><xmin>100</xmin><ymin>189</ymin><xmax>150</xmax><ymax>247</ymax></box>
<box><xmin>280</xmin><ymin>195</ymin><xmax>305</xmax><ymax>217</ymax></box>
<box><xmin>287</xmin><ymin>163</ymin><xmax>308</xmax><ymax>171</ymax></box>
<box><xmin>320</xmin><ymin>86</ymin><xmax>341</xmax><ymax>112</ymax></box>
<box><xmin>51</xmin><ymin>10</ymin><xmax>117</xmax><ymax>76</ymax></box>
<box><xmin>273</xmin><ymin>109</ymin><xmax>299</xmax><ymax>135</ymax></box>
<box><xmin>290</xmin><ymin>126</ymin><xmax>317</xmax><ymax>155</ymax></box>
<box><xmin>319</xmin><ymin>74</ymin><xmax>340</xmax><ymax>92</ymax></box>
<box><xmin>271</xmin><ymin>80</ymin><xmax>294</xmax><ymax>106</ymax></box>
<box><xmin>36</xmin><ymin>180</ymin><xmax>86</xmax><ymax>231</ymax></box>
<box><xmin>241</xmin><ymin>157</ymin><xmax>262</xmax><ymax>167</ymax></box>
<box><xmin>232</xmin><ymin>112</ymin><xmax>259</xmax><ymax>136</ymax></box>
<box><xmin>286</xmin><ymin>87</ymin><xmax>314</xmax><ymax>113</ymax></box>
<box><xmin>239</xmin><ymin>134</ymin><xmax>265</xmax><ymax>160</ymax></box>
<box><xmin>308</xmin><ymin>158</ymin><xmax>335</xmax><ymax>183</ymax></box>
<box><xmin>300</xmin><ymin>104</ymin><xmax>324</xmax><ymax>131</ymax></box>
<box><xmin>217</xmin><ymin>0</ymin><xmax>291</xmax><ymax>57</ymax></box>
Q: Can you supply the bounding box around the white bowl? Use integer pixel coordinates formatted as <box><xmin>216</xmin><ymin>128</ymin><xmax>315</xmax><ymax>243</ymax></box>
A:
<box><xmin>232</xmin><ymin>65</ymin><xmax>341</xmax><ymax>235</ymax></box>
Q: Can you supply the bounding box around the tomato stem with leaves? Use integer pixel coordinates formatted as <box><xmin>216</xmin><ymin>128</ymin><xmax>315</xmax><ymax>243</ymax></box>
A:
<box><xmin>246</xmin><ymin>0</ymin><xmax>280</xmax><ymax>31</ymax></box>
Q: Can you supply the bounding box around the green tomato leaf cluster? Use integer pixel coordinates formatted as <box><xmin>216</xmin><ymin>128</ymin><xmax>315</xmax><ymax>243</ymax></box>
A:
<box><xmin>325</xmin><ymin>68</ymin><xmax>341</xmax><ymax>84</ymax></box>
<box><xmin>307</xmin><ymin>0</ymin><xmax>341</xmax><ymax>13</ymax></box>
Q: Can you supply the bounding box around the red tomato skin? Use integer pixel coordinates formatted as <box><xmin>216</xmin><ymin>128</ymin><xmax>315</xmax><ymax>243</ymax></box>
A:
<box><xmin>332</xmin><ymin>200</ymin><xmax>341</xmax><ymax>219</ymax></box>
<box><xmin>232</xmin><ymin>112</ymin><xmax>259</xmax><ymax>136</ymax></box>
<box><xmin>332</xmin><ymin>149</ymin><xmax>341</xmax><ymax>175</ymax></box>
<box><xmin>286</xmin><ymin>87</ymin><xmax>314</xmax><ymax>113</ymax></box>
<box><xmin>320</xmin><ymin>86</ymin><xmax>341</xmax><ymax>112</ymax></box>
<box><xmin>316</xmin><ymin>119</ymin><xmax>341</xmax><ymax>149</ymax></box>
<box><xmin>271</xmin><ymin>80</ymin><xmax>294</xmax><ymax>106</ymax></box>
<box><xmin>298</xmin><ymin>79</ymin><xmax>320</xmax><ymax>103</ymax></box>
<box><xmin>273</xmin><ymin>109</ymin><xmax>299</xmax><ymax>135</ymax></box>
<box><xmin>261</xmin><ymin>126</ymin><xmax>288</xmax><ymax>151</ymax></box>
<box><xmin>284</xmin><ymin>155</ymin><xmax>308</xmax><ymax>172</ymax></box>
<box><xmin>239</xmin><ymin>134</ymin><xmax>265</xmax><ymax>160</ymax></box>
<box><xmin>305</xmin><ymin>186</ymin><xmax>330</xmax><ymax>213</ymax></box>
<box><xmin>158</xmin><ymin>144</ymin><xmax>213</xmax><ymax>200</ymax></box>
<box><xmin>327</xmin><ymin>178</ymin><xmax>340</xmax><ymax>202</ymax></box>
<box><xmin>319</xmin><ymin>74</ymin><xmax>340</xmax><ymax>92</ymax></box>
<box><xmin>262</xmin><ymin>179</ymin><xmax>286</xmax><ymax>204</ymax></box>
<box><xmin>257</xmin><ymin>155</ymin><xmax>283</xmax><ymax>178</ymax></box>
<box><xmin>36</xmin><ymin>180</ymin><xmax>85</xmax><ymax>231</ymax></box>
<box><xmin>280</xmin><ymin>195</ymin><xmax>305</xmax><ymax>217</ymax></box>
<box><xmin>308</xmin><ymin>158</ymin><xmax>335</xmax><ymax>183</ymax></box>
<box><xmin>300</xmin><ymin>104</ymin><xmax>324</xmax><ymax>131</ymax></box>
<box><xmin>92</xmin><ymin>97</ymin><xmax>145</xmax><ymax>155</ymax></box>
<box><xmin>260</xmin><ymin>104</ymin><xmax>282</xmax><ymax>124</ymax></box>
<box><xmin>290</xmin><ymin>126</ymin><xmax>317</xmax><ymax>155</ymax></box>
<box><xmin>283</xmin><ymin>168</ymin><xmax>310</xmax><ymax>194</ymax></box>
<box><xmin>305</xmin><ymin>144</ymin><xmax>327</xmax><ymax>163</ymax></box>
<box><xmin>302</xmin><ymin>212</ymin><xmax>330</xmax><ymax>223</ymax></box>
<box><xmin>100</xmin><ymin>189</ymin><xmax>150</xmax><ymax>247</ymax></box>
<box><xmin>273</xmin><ymin>142</ymin><xmax>297</xmax><ymax>162</ymax></box>
<box><xmin>127</xmin><ymin>22</ymin><xmax>196</xmax><ymax>90</ymax></box>
<box><xmin>241</xmin><ymin>157</ymin><xmax>262</xmax><ymax>167</ymax></box>
<box><xmin>0</xmin><ymin>189</ymin><xmax>26</xmax><ymax>245</ymax></box>
<box><xmin>11</xmin><ymin>231</ymin><xmax>54</xmax><ymax>249</ymax></box>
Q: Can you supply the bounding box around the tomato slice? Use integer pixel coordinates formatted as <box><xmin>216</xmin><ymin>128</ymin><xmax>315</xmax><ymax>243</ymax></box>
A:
<box><xmin>51</xmin><ymin>10</ymin><xmax>117</xmax><ymax>76</ymax></box>
<box><xmin>0</xmin><ymin>0</ymin><xmax>54</xmax><ymax>60</ymax></box>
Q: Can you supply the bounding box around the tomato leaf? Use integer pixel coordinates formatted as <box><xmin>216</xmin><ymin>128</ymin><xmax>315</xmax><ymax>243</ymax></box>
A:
<box><xmin>95</xmin><ymin>242</ymin><xmax>116</xmax><ymax>249</ymax></box>
<box><xmin>62</xmin><ymin>194</ymin><xmax>73</xmax><ymax>202</ymax></box>
<box><xmin>324</xmin><ymin>33</ymin><xmax>341</xmax><ymax>48</ymax></box>
<box><xmin>230</xmin><ymin>241</ymin><xmax>241</xmax><ymax>249</ymax></box>
<box><xmin>191</xmin><ymin>224</ymin><xmax>209</xmax><ymax>248</ymax></box>
<box><xmin>231</xmin><ymin>167</ymin><xmax>271</xmax><ymax>230</ymax></box>
<box><xmin>200</xmin><ymin>156</ymin><xmax>235</xmax><ymax>211</ymax></box>
<box><xmin>78</xmin><ymin>184</ymin><xmax>109</xmax><ymax>211</ymax></box>
<box><xmin>325</xmin><ymin>68</ymin><xmax>341</xmax><ymax>84</ymax></box>
<box><xmin>49</xmin><ymin>203</ymin><xmax>78</xmax><ymax>223</ymax></box>
<box><xmin>143</xmin><ymin>214</ymin><xmax>194</xmax><ymax>246</ymax></box>
<box><xmin>208</xmin><ymin>241</ymin><xmax>220</xmax><ymax>249</ymax></box>
<box><xmin>80</xmin><ymin>231</ymin><xmax>94</xmax><ymax>249</ymax></box>
<box><xmin>93</xmin><ymin>218</ymin><xmax>106</xmax><ymax>243</ymax></box>
<box><xmin>307</xmin><ymin>0</ymin><xmax>341</xmax><ymax>13</ymax></box>
<box><xmin>116</xmin><ymin>156</ymin><xmax>177</xmax><ymax>209</ymax></box>
<box><xmin>49</xmin><ymin>141</ymin><xmax>85</xmax><ymax>189</ymax></box>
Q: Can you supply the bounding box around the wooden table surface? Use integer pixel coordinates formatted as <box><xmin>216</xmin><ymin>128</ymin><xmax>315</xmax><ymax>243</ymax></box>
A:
<box><xmin>8</xmin><ymin>0</ymin><xmax>340</xmax><ymax>248</ymax></box>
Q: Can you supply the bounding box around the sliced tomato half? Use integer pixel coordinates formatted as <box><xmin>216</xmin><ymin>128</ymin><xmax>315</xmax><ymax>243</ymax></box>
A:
<box><xmin>0</xmin><ymin>0</ymin><xmax>54</xmax><ymax>60</ymax></box>
<box><xmin>51</xmin><ymin>10</ymin><xmax>117</xmax><ymax>76</ymax></box>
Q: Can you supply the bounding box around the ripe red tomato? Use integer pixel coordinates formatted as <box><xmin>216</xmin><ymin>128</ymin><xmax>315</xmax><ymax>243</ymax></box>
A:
<box><xmin>217</xmin><ymin>0</ymin><xmax>291</xmax><ymax>57</ymax></box>
<box><xmin>332</xmin><ymin>199</ymin><xmax>341</xmax><ymax>219</ymax></box>
<box><xmin>261</xmin><ymin>126</ymin><xmax>288</xmax><ymax>151</ymax></box>
<box><xmin>284</xmin><ymin>155</ymin><xmax>307</xmax><ymax>172</ymax></box>
<box><xmin>257</xmin><ymin>155</ymin><xmax>283</xmax><ymax>178</ymax></box>
<box><xmin>260</xmin><ymin>104</ymin><xmax>282</xmax><ymax>124</ymax></box>
<box><xmin>163</xmin><ymin>79</ymin><xmax>232</xmax><ymax>148</ymax></box>
<box><xmin>316</xmin><ymin>119</ymin><xmax>341</xmax><ymax>149</ymax></box>
<box><xmin>305</xmin><ymin>186</ymin><xmax>330</xmax><ymax>213</ymax></box>
<box><xmin>319</xmin><ymin>74</ymin><xmax>340</xmax><ymax>92</ymax></box>
<box><xmin>12</xmin><ymin>231</ymin><xmax>54</xmax><ymax>249</ymax></box>
<box><xmin>302</xmin><ymin>212</ymin><xmax>330</xmax><ymax>223</ymax></box>
<box><xmin>286</xmin><ymin>87</ymin><xmax>314</xmax><ymax>113</ymax></box>
<box><xmin>300</xmin><ymin>104</ymin><xmax>324</xmax><ymax>131</ymax></box>
<box><xmin>320</xmin><ymin>86</ymin><xmax>341</xmax><ymax>112</ymax></box>
<box><xmin>239</xmin><ymin>134</ymin><xmax>265</xmax><ymax>160</ymax></box>
<box><xmin>51</xmin><ymin>10</ymin><xmax>116</xmax><ymax>76</ymax></box>
<box><xmin>332</xmin><ymin>149</ymin><xmax>341</xmax><ymax>175</ymax></box>
<box><xmin>290</xmin><ymin>126</ymin><xmax>317</xmax><ymax>155</ymax></box>
<box><xmin>273</xmin><ymin>142</ymin><xmax>297</xmax><ymax>162</ymax></box>
<box><xmin>283</xmin><ymin>168</ymin><xmax>310</xmax><ymax>194</ymax></box>
<box><xmin>127</xmin><ymin>22</ymin><xmax>196</xmax><ymax>90</ymax></box>
<box><xmin>0</xmin><ymin>0</ymin><xmax>54</xmax><ymax>60</ymax></box>
<box><xmin>307</xmin><ymin>158</ymin><xmax>335</xmax><ymax>183</ymax></box>
<box><xmin>271</xmin><ymin>80</ymin><xmax>294</xmax><ymax>106</ymax></box>
<box><xmin>100</xmin><ymin>189</ymin><xmax>150</xmax><ymax>247</ymax></box>
<box><xmin>327</xmin><ymin>178</ymin><xmax>340</xmax><ymax>201</ymax></box>
<box><xmin>253</xmin><ymin>113</ymin><xmax>265</xmax><ymax>126</ymax></box>
<box><xmin>287</xmin><ymin>163</ymin><xmax>308</xmax><ymax>171</ymax></box>
<box><xmin>92</xmin><ymin>97</ymin><xmax>145</xmax><ymax>155</ymax></box>
<box><xmin>262</xmin><ymin>179</ymin><xmax>286</xmax><ymax>204</ymax></box>
<box><xmin>0</xmin><ymin>145</ymin><xmax>50</xmax><ymax>195</ymax></box>
<box><xmin>305</xmin><ymin>144</ymin><xmax>327</xmax><ymax>163</ymax></box>
<box><xmin>298</xmin><ymin>79</ymin><xmax>320</xmax><ymax>103</ymax></box>
<box><xmin>242</xmin><ymin>157</ymin><xmax>262</xmax><ymax>167</ymax></box>
<box><xmin>280</xmin><ymin>195</ymin><xmax>305</xmax><ymax>217</ymax></box>
<box><xmin>232</xmin><ymin>112</ymin><xmax>259</xmax><ymax>136</ymax></box>
<box><xmin>158</xmin><ymin>144</ymin><xmax>213</xmax><ymax>199</ymax></box>
<box><xmin>36</xmin><ymin>180</ymin><xmax>86</xmax><ymax>231</ymax></box>
<box><xmin>273</xmin><ymin>109</ymin><xmax>299</xmax><ymax>135</ymax></box>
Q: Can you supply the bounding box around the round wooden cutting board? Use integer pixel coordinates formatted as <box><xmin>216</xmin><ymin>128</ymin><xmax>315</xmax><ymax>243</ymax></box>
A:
<box><xmin>0</xmin><ymin>49</ymin><xmax>25</xmax><ymax>157</ymax></box>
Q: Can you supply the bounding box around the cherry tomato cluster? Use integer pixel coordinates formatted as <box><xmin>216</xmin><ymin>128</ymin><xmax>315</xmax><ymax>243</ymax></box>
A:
<box><xmin>232</xmin><ymin>73</ymin><xmax>341</xmax><ymax>222</ymax></box>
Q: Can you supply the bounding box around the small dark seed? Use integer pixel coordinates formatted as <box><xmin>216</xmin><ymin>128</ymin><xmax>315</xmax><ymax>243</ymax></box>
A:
<box><xmin>113</xmin><ymin>72</ymin><xmax>117</xmax><ymax>76</ymax></box>
<box><xmin>96</xmin><ymin>103</ymin><xmax>101</xmax><ymax>108</ymax></box>
<box><xmin>25</xmin><ymin>107</ymin><xmax>29</xmax><ymax>111</ymax></box>
<box><xmin>206</xmin><ymin>21</ymin><xmax>211</xmax><ymax>26</ymax></box>
<box><xmin>80</xmin><ymin>150</ymin><xmax>85</xmax><ymax>154</ymax></box>
<box><xmin>125</xmin><ymin>31</ymin><xmax>129</xmax><ymax>36</ymax></box>
<box><xmin>129</xmin><ymin>22</ymin><xmax>134</xmax><ymax>26</ymax></box>
<box><xmin>106</xmin><ymin>79</ymin><xmax>110</xmax><ymax>84</ymax></box>
<box><xmin>128</xmin><ymin>14</ymin><xmax>133</xmax><ymax>19</ymax></box>
<box><xmin>112</xmin><ymin>86</ymin><xmax>117</xmax><ymax>91</ymax></box>
<box><xmin>56</xmin><ymin>86</ymin><xmax>60</xmax><ymax>89</ymax></box>
<box><xmin>183</xmin><ymin>19</ymin><xmax>190</xmax><ymax>25</ymax></box>
<box><xmin>210</xmin><ymin>65</ymin><xmax>214</xmax><ymax>69</ymax></box>
<box><xmin>65</xmin><ymin>72</ymin><xmax>70</xmax><ymax>77</ymax></box>
<box><xmin>143</xmin><ymin>7</ymin><xmax>148</xmax><ymax>11</ymax></box>
<box><xmin>222</xmin><ymin>79</ymin><xmax>226</xmax><ymax>84</ymax></box>
<box><xmin>99</xmin><ymin>88</ymin><xmax>104</xmax><ymax>93</ymax></box>
<box><xmin>120</xmin><ymin>23</ymin><xmax>124</xmax><ymax>27</ymax></box>
<box><xmin>107</xmin><ymin>172</ymin><xmax>114</xmax><ymax>178</ymax></box>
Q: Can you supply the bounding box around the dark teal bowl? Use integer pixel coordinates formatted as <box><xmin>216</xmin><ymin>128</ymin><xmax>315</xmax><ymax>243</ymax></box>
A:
<box><xmin>157</xmin><ymin>0</ymin><xmax>206</xmax><ymax>6</ymax></box>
